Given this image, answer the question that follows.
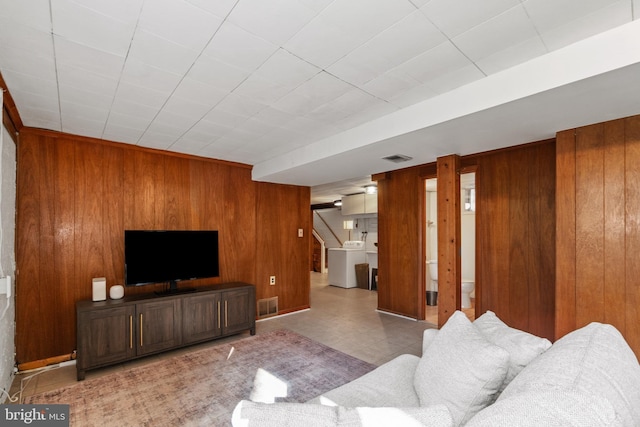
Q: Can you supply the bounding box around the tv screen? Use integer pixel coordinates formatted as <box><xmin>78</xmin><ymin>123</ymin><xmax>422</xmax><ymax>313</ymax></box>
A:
<box><xmin>124</xmin><ymin>230</ymin><xmax>219</xmax><ymax>290</ymax></box>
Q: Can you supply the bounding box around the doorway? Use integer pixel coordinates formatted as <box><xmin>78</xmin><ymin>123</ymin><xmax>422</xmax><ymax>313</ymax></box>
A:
<box><xmin>424</xmin><ymin>172</ymin><xmax>476</xmax><ymax>325</ymax></box>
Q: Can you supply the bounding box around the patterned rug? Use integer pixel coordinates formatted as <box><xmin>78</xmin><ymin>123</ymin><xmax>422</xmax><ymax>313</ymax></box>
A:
<box><xmin>26</xmin><ymin>330</ymin><xmax>376</xmax><ymax>426</ymax></box>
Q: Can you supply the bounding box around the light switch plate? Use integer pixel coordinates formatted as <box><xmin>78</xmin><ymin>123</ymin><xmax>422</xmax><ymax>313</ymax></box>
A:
<box><xmin>0</xmin><ymin>276</ymin><xmax>11</xmax><ymax>298</ymax></box>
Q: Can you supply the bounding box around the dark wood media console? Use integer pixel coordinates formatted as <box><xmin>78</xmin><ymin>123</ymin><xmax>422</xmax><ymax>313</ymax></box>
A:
<box><xmin>76</xmin><ymin>282</ymin><xmax>256</xmax><ymax>380</ymax></box>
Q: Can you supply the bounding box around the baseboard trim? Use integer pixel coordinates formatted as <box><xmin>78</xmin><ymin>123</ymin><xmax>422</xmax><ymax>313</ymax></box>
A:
<box><xmin>18</xmin><ymin>353</ymin><xmax>75</xmax><ymax>372</ymax></box>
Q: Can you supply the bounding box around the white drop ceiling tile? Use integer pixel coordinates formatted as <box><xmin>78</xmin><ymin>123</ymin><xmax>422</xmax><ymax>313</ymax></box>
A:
<box><xmin>51</xmin><ymin>0</ymin><xmax>135</xmax><ymax>56</ymax></box>
<box><xmin>238</xmin><ymin>117</ymin><xmax>279</xmax><ymax>136</ymax></box>
<box><xmin>453</xmin><ymin>5</ymin><xmax>538</xmax><ymax>62</ymax></box>
<box><xmin>163</xmin><ymin>95</ymin><xmax>214</xmax><ymax>120</ymax></box>
<box><xmin>18</xmin><ymin>106</ymin><xmax>61</xmax><ymax>130</ymax></box>
<box><xmin>139</xmin><ymin>0</ymin><xmax>222</xmax><ymax>51</ymax></box>
<box><xmin>333</xmin><ymin>101</ymin><xmax>398</xmax><ymax>130</ymax></box>
<box><xmin>228</xmin><ymin>0</ymin><xmax>319</xmax><ymax>45</ymax></box>
<box><xmin>284</xmin><ymin>115</ymin><xmax>336</xmax><ymax>135</ymax></box>
<box><xmin>0</xmin><ymin>0</ymin><xmax>51</xmax><ymax>32</ymax></box>
<box><xmin>184</xmin><ymin>0</ymin><xmax>237</xmax><ymax>18</ymax></box>
<box><xmin>320</xmin><ymin>0</ymin><xmax>416</xmax><ymax>43</ymax></box>
<box><xmin>0</xmin><ymin>18</ymin><xmax>54</xmax><ymax>57</ymax></box>
<box><xmin>61</xmin><ymin>121</ymin><xmax>104</xmax><ymax>140</ymax></box>
<box><xmin>362</xmin><ymin>72</ymin><xmax>423</xmax><ymax>101</ymax></box>
<box><xmin>9</xmin><ymin>89</ymin><xmax>60</xmax><ymax>114</ymax></box>
<box><xmin>252</xmin><ymin>107</ymin><xmax>297</xmax><ymax>127</ymax></box>
<box><xmin>336</xmin><ymin>10</ymin><xmax>447</xmax><ymax>84</ymax></box>
<box><xmin>274</xmin><ymin>72</ymin><xmax>352</xmax><ymax>113</ymax></box>
<box><xmin>420</xmin><ymin>0</ymin><xmax>521</xmax><ymax>38</ymax></box>
<box><xmin>112</xmin><ymin>82</ymin><xmax>169</xmax><ymax>112</ymax></box>
<box><xmin>203</xmin><ymin>22</ymin><xmax>278</xmax><ymax>72</ymax></box>
<box><xmin>305</xmin><ymin>103</ymin><xmax>351</xmax><ymax>124</ymax></box>
<box><xmin>409</xmin><ymin>0</ymin><xmax>429</xmax><ymax>7</ymax></box>
<box><xmin>284</xmin><ymin>15</ymin><xmax>363</xmax><ymax>69</ymax></box>
<box><xmin>0</xmin><ymin>70</ymin><xmax>59</xmax><ymax>99</ymax></box>
<box><xmin>106</xmin><ymin>110</ymin><xmax>154</xmax><ymax>131</ymax></box>
<box><xmin>186</xmin><ymin>54</ymin><xmax>251</xmax><ymax>92</ymax></box>
<box><xmin>254</xmin><ymin>49</ymin><xmax>321</xmax><ymax>90</ymax></box>
<box><xmin>54</xmin><ymin>36</ymin><xmax>125</xmax><ymax>78</ymax></box>
<box><xmin>397</xmin><ymin>41</ymin><xmax>478</xmax><ymax>84</ymax></box>
<box><xmin>143</xmin><ymin>119</ymin><xmax>186</xmax><ymax>138</ymax></box>
<box><xmin>169</xmin><ymin>138</ymin><xmax>211</xmax><ymax>157</ymax></box>
<box><xmin>537</xmin><ymin>1</ymin><xmax>631</xmax><ymax>51</ymax></box>
<box><xmin>203</xmin><ymin>107</ymin><xmax>249</xmax><ymax>128</ymax></box>
<box><xmin>423</xmin><ymin>63</ymin><xmax>485</xmax><ymax>95</ymax></box>
<box><xmin>172</xmin><ymin>78</ymin><xmax>227</xmax><ymax>108</ymax></box>
<box><xmin>128</xmin><ymin>29</ymin><xmax>199</xmax><ymax>76</ymax></box>
<box><xmin>233</xmin><ymin>74</ymin><xmax>292</xmax><ymax>105</ymax></box>
<box><xmin>67</xmin><ymin>0</ymin><xmax>143</xmax><ymax>22</ymax></box>
<box><xmin>188</xmin><ymin>117</ymin><xmax>234</xmax><ymax>137</ymax></box>
<box><xmin>153</xmin><ymin>109</ymin><xmax>199</xmax><ymax>131</ymax></box>
<box><xmin>475</xmin><ymin>36</ymin><xmax>547</xmax><ymax>75</ymax></box>
<box><xmin>213</xmin><ymin>92</ymin><xmax>268</xmax><ymax>118</ymax></box>
<box><xmin>102</xmin><ymin>122</ymin><xmax>146</xmax><ymax>144</ymax></box>
<box><xmin>179</xmin><ymin>127</ymin><xmax>222</xmax><ymax>145</ymax></box>
<box><xmin>296</xmin><ymin>0</ymin><xmax>334</xmax><ymax>13</ymax></box>
<box><xmin>119</xmin><ymin>59</ymin><xmax>182</xmax><ymax>96</ymax></box>
<box><xmin>523</xmin><ymin>0</ymin><xmax>625</xmax><ymax>33</ymax></box>
<box><xmin>60</xmin><ymin>100</ymin><xmax>110</xmax><ymax>124</ymax></box>
<box><xmin>57</xmin><ymin>64</ymin><xmax>119</xmax><ymax>96</ymax></box>
<box><xmin>330</xmin><ymin>88</ymin><xmax>386</xmax><ymax>116</ymax></box>
<box><xmin>325</xmin><ymin>60</ymin><xmax>366</xmax><ymax>87</ymax></box>
<box><xmin>0</xmin><ymin>46</ymin><xmax>56</xmax><ymax>83</ymax></box>
<box><xmin>386</xmin><ymin>82</ymin><xmax>439</xmax><ymax>109</ymax></box>
<box><xmin>58</xmin><ymin>84</ymin><xmax>113</xmax><ymax>111</ymax></box>
<box><xmin>137</xmin><ymin>131</ymin><xmax>176</xmax><ymax>150</ymax></box>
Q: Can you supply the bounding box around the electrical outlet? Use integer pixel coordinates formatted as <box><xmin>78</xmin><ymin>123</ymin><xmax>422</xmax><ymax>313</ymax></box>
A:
<box><xmin>269</xmin><ymin>276</ymin><xmax>276</xmax><ymax>285</ymax></box>
<box><xmin>298</xmin><ymin>228</ymin><xmax>303</xmax><ymax>237</ymax></box>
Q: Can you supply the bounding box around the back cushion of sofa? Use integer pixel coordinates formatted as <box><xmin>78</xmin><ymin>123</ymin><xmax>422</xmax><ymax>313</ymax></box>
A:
<box><xmin>499</xmin><ymin>322</ymin><xmax>640</xmax><ymax>427</ymax></box>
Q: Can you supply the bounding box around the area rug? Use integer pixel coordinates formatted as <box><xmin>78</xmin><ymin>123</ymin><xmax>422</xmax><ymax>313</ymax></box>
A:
<box><xmin>26</xmin><ymin>330</ymin><xmax>375</xmax><ymax>426</ymax></box>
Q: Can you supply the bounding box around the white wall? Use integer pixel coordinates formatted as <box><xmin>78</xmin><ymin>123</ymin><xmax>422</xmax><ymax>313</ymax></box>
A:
<box><xmin>426</xmin><ymin>180</ymin><xmax>476</xmax><ymax>286</ymax></box>
<box><xmin>313</xmin><ymin>208</ymin><xmax>378</xmax><ymax>252</ymax></box>
<box><xmin>0</xmin><ymin>123</ymin><xmax>16</xmax><ymax>402</ymax></box>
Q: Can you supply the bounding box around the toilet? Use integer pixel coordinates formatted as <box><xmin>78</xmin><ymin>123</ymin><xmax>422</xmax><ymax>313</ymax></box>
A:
<box><xmin>428</xmin><ymin>261</ymin><xmax>438</xmax><ymax>290</ymax></box>
<box><xmin>461</xmin><ymin>280</ymin><xmax>475</xmax><ymax>309</ymax></box>
<box><xmin>429</xmin><ymin>261</ymin><xmax>474</xmax><ymax>309</ymax></box>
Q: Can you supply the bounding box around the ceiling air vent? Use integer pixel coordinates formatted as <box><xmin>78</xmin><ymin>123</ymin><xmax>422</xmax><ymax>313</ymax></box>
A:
<box><xmin>382</xmin><ymin>154</ymin><xmax>413</xmax><ymax>163</ymax></box>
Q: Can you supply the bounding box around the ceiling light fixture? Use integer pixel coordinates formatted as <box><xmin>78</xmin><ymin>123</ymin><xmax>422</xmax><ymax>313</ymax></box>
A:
<box><xmin>334</xmin><ymin>200</ymin><xmax>342</xmax><ymax>207</ymax></box>
<box><xmin>364</xmin><ymin>185</ymin><xmax>377</xmax><ymax>194</ymax></box>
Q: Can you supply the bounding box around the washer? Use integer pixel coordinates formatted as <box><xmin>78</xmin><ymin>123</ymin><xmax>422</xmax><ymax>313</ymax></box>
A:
<box><xmin>328</xmin><ymin>241</ymin><xmax>366</xmax><ymax>288</ymax></box>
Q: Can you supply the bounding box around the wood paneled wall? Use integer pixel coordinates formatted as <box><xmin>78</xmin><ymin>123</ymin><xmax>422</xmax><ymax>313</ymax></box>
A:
<box><xmin>375</xmin><ymin>167</ymin><xmax>425</xmax><ymax>318</ymax></box>
<box><xmin>16</xmin><ymin>128</ymin><xmax>310</xmax><ymax>364</ymax></box>
<box><xmin>375</xmin><ymin>142</ymin><xmax>556</xmax><ymax>341</ymax></box>
<box><xmin>556</xmin><ymin>116</ymin><xmax>640</xmax><ymax>358</ymax></box>
<box><xmin>255</xmin><ymin>182</ymin><xmax>310</xmax><ymax>314</ymax></box>
<box><xmin>474</xmin><ymin>141</ymin><xmax>556</xmax><ymax>340</ymax></box>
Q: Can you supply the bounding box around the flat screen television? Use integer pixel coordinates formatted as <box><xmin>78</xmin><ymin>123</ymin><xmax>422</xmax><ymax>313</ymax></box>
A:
<box><xmin>124</xmin><ymin>230</ymin><xmax>219</xmax><ymax>293</ymax></box>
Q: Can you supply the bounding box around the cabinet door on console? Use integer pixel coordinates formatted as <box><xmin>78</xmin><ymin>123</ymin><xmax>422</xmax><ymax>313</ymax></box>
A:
<box><xmin>136</xmin><ymin>299</ymin><xmax>182</xmax><ymax>355</ymax></box>
<box><xmin>221</xmin><ymin>288</ymin><xmax>254</xmax><ymax>335</ymax></box>
<box><xmin>182</xmin><ymin>292</ymin><xmax>220</xmax><ymax>344</ymax></box>
<box><xmin>77</xmin><ymin>305</ymin><xmax>136</xmax><ymax>369</ymax></box>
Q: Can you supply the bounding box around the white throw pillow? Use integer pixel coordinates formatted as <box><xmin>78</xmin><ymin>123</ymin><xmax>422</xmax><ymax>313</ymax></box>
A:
<box><xmin>473</xmin><ymin>310</ymin><xmax>551</xmax><ymax>390</ymax></box>
<box><xmin>413</xmin><ymin>311</ymin><xmax>510</xmax><ymax>426</ymax></box>
<box><xmin>231</xmin><ymin>400</ymin><xmax>454</xmax><ymax>427</ymax></box>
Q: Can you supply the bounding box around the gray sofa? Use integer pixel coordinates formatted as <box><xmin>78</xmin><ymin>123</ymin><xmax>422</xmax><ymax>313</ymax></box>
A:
<box><xmin>233</xmin><ymin>310</ymin><xmax>640</xmax><ymax>426</ymax></box>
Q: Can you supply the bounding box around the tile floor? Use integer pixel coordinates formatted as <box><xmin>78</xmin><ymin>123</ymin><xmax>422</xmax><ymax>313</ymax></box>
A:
<box><xmin>8</xmin><ymin>272</ymin><xmax>438</xmax><ymax>403</ymax></box>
